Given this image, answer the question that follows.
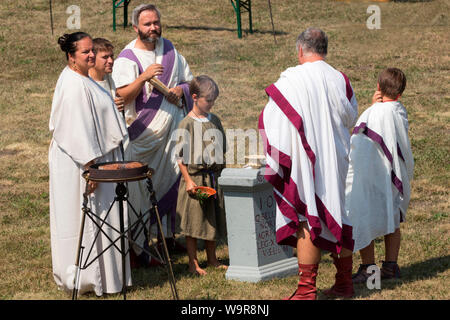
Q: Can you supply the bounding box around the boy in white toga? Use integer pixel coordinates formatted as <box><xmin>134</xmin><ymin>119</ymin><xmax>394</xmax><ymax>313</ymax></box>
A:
<box><xmin>346</xmin><ymin>68</ymin><xmax>414</xmax><ymax>283</ymax></box>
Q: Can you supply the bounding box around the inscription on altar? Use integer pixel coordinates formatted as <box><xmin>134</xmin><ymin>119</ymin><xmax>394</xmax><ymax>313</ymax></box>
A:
<box><xmin>255</xmin><ymin>193</ymin><xmax>290</xmax><ymax>264</ymax></box>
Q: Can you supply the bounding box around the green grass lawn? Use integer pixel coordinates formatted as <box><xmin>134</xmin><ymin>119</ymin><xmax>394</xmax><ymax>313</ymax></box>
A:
<box><xmin>0</xmin><ymin>0</ymin><xmax>448</xmax><ymax>300</ymax></box>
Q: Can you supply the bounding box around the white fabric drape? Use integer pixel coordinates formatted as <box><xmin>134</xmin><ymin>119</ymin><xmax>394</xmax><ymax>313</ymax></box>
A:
<box><xmin>345</xmin><ymin>101</ymin><xmax>414</xmax><ymax>252</ymax></box>
<box><xmin>113</xmin><ymin>37</ymin><xmax>193</xmax><ymax>247</ymax></box>
<box><xmin>49</xmin><ymin>67</ymin><xmax>130</xmax><ymax>295</ymax></box>
<box><xmin>260</xmin><ymin>61</ymin><xmax>358</xmax><ymax>253</ymax></box>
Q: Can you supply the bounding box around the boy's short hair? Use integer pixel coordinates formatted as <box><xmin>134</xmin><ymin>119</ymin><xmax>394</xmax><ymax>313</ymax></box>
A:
<box><xmin>189</xmin><ymin>75</ymin><xmax>219</xmax><ymax>101</ymax></box>
<box><xmin>378</xmin><ymin>68</ymin><xmax>407</xmax><ymax>100</ymax></box>
<box><xmin>92</xmin><ymin>38</ymin><xmax>114</xmax><ymax>54</ymax></box>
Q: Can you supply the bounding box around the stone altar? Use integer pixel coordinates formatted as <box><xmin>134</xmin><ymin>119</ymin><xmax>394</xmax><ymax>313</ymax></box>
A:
<box><xmin>218</xmin><ymin>167</ymin><xmax>298</xmax><ymax>282</ymax></box>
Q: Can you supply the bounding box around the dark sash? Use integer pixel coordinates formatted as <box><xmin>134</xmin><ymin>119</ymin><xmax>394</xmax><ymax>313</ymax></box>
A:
<box><xmin>117</xmin><ymin>38</ymin><xmax>175</xmax><ymax>141</ymax></box>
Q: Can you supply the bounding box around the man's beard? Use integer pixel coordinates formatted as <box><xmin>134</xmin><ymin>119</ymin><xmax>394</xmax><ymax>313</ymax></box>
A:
<box><xmin>138</xmin><ymin>28</ymin><xmax>162</xmax><ymax>43</ymax></box>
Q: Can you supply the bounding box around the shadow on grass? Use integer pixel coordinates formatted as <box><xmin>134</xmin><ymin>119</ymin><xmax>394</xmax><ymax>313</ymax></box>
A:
<box><xmin>167</xmin><ymin>24</ymin><xmax>288</xmax><ymax>36</ymax></box>
<box><xmin>128</xmin><ymin>245</ymin><xmax>230</xmax><ymax>298</ymax></box>
<box><xmin>393</xmin><ymin>0</ymin><xmax>433</xmax><ymax>2</ymax></box>
<box><xmin>352</xmin><ymin>255</ymin><xmax>450</xmax><ymax>299</ymax></box>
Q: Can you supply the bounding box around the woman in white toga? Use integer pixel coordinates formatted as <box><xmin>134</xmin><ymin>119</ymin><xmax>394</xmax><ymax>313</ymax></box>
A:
<box><xmin>49</xmin><ymin>32</ymin><xmax>130</xmax><ymax>296</ymax></box>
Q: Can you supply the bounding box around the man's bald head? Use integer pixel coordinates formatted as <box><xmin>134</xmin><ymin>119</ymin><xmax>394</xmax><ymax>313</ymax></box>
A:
<box><xmin>296</xmin><ymin>28</ymin><xmax>328</xmax><ymax>58</ymax></box>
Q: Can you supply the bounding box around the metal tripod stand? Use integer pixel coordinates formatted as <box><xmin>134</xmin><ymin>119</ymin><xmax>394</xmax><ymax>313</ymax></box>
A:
<box><xmin>72</xmin><ymin>170</ymin><xmax>178</xmax><ymax>300</ymax></box>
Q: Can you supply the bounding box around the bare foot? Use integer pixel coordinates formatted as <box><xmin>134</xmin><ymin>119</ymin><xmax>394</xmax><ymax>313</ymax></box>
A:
<box><xmin>214</xmin><ymin>264</ymin><xmax>228</xmax><ymax>270</ymax></box>
<box><xmin>207</xmin><ymin>261</ymin><xmax>228</xmax><ymax>270</ymax></box>
<box><xmin>189</xmin><ymin>266</ymin><xmax>207</xmax><ymax>276</ymax></box>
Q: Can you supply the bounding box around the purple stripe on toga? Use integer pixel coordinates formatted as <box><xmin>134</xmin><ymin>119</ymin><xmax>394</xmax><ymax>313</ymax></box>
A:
<box><xmin>260</xmin><ymin>83</ymin><xmax>355</xmax><ymax>253</ymax></box>
<box><xmin>340</xmin><ymin>71</ymin><xmax>353</xmax><ymax>103</ymax></box>
<box><xmin>353</xmin><ymin>122</ymin><xmax>404</xmax><ymax>195</ymax></box>
<box><xmin>117</xmin><ymin>39</ymin><xmax>176</xmax><ymax>141</ymax></box>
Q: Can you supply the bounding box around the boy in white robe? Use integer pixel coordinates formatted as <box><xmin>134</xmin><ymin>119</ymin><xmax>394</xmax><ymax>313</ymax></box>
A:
<box><xmin>89</xmin><ymin>38</ymin><xmax>125</xmax><ymax>113</ymax></box>
<box><xmin>346</xmin><ymin>68</ymin><xmax>414</xmax><ymax>283</ymax></box>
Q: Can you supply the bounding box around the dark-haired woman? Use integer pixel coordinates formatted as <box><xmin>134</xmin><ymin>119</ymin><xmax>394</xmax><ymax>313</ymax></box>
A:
<box><xmin>49</xmin><ymin>32</ymin><xmax>130</xmax><ymax>296</ymax></box>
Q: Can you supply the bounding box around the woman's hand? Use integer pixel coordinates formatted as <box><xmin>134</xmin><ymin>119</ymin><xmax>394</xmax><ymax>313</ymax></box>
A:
<box><xmin>87</xmin><ymin>180</ymin><xmax>98</xmax><ymax>194</ymax></box>
<box><xmin>84</xmin><ymin>160</ymin><xmax>98</xmax><ymax>194</ymax></box>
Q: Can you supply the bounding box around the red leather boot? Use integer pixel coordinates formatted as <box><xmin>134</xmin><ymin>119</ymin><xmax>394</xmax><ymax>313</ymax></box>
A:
<box><xmin>323</xmin><ymin>255</ymin><xmax>354</xmax><ymax>298</ymax></box>
<box><xmin>284</xmin><ymin>263</ymin><xmax>319</xmax><ymax>300</ymax></box>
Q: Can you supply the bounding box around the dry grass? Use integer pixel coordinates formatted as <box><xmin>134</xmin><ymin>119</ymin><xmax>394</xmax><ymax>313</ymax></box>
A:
<box><xmin>0</xmin><ymin>0</ymin><xmax>448</xmax><ymax>300</ymax></box>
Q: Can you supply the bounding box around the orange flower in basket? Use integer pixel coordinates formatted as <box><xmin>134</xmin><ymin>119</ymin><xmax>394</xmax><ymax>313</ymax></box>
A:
<box><xmin>193</xmin><ymin>186</ymin><xmax>216</xmax><ymax>197</ymax></box>
<box><xmin>193</xmin><ymin>186</ymin><xmax>217</xmax><ymax>205</ymax></box>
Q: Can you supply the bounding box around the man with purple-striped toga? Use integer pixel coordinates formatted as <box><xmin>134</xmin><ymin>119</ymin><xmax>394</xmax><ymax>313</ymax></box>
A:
<box><xmin>112</xmin><ymin>4</ymin><xmax>193</xmax><ymax>267</ymax></box>
<box><xmin>259</xmin><ymin>27</ymin><xmax>358</xmax><ymax>299</ymax></box>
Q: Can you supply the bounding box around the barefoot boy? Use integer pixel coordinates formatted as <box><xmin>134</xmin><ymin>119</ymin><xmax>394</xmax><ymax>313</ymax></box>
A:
<box><xmin>175</xmin><ymin>75</ymin><xmax>228</xmax><ymax>276</ymax></box>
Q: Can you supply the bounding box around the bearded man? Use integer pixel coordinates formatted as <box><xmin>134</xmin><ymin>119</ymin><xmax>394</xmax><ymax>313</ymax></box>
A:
<box><xmin>112</xmin><ymin>4</ymin><xmax>193</xmax><ymax>267</ymax></box>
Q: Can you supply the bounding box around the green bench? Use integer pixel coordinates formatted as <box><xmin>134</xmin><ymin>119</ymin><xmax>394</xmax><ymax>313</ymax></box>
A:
<box><xmin>112</xmin><ymin>0</ymin><xmax>255</xmax><ymax>39</ymax></box>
